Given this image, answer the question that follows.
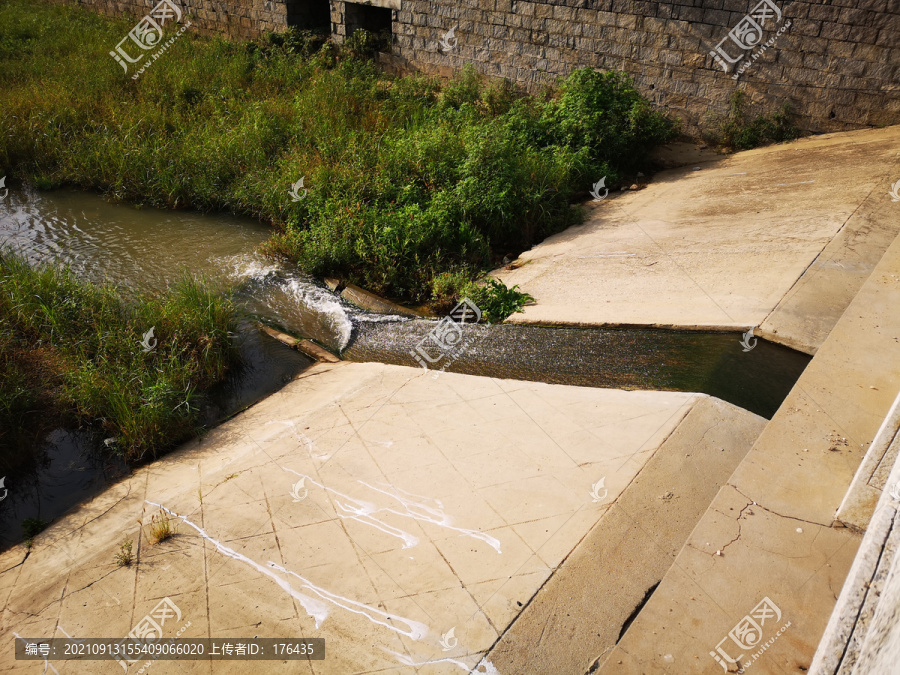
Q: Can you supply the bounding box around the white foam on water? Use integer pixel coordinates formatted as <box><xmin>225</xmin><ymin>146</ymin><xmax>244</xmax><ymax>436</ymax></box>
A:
<box><xmin>351</xmin><ymin>312</ymin><xmax>414</xmax><ymax>324</ymax></box>
<box><xmin>280</xmin><ymin>277</ymin><xmax>354</xmax><ymax>351</ymax></box>
<box><xmin>217</xmin><ymin>252</ymin><xmax>281</xmax><ymax>281</ymax></box>
<box><xmin>215</xmin><ymin>253</ymin><xmax>416</xmax><ymax>351</ymax></box>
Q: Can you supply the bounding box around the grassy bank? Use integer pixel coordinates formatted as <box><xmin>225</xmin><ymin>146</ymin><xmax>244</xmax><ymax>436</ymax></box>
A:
<box><xmin>0</xmin><ymin>250</ymin><xmax>237</xmax><ymax>467</ymax></box>
<box><xmin>0</xmin><ymin>0</ymin><xmax>675</xmax><ymax>309</ymax></box>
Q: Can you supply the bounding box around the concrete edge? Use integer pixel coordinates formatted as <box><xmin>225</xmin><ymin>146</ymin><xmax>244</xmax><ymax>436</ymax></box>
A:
<box><xmin>502</xmin><ymin>317</ymin><xmax>749</xmax><ymax>334</ymax></box>
<box><xmin>753</xmin><ymin>326</ymin><xmax>818</xmax><ymax>357</ymax></box>
<box><xmin>835</xmin><ymin>390</ymin><xmax>900</xmax><ymax>531</ymax></box>
<box><xmin>810</xmin><ymin>414</ymin><xmax>900</xmax><ymax>674</ymax></box>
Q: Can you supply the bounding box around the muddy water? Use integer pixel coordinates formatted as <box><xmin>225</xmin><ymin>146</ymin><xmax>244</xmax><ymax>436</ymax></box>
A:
<box><xmin>0</xmin><ymin>185</ymin><xmax>810</xmax><ymax>547</ymax></box>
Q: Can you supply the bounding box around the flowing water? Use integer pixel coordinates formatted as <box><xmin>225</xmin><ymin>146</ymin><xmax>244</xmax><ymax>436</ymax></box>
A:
<box><xmin>0</xmin><ymin>185</ymin><xmax>810</xmax><ymax>547</ymax></box>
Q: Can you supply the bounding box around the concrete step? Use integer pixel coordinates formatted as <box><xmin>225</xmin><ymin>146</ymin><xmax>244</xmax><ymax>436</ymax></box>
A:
<box><xmin>487</xmin><ymin>396</ymin><xmax>766</xmax><ymax>675</ymax></box>
<box><xmin>593</xmin><ymin>221</ymin><xmax>900</xmax><ymax>674</ymax></box>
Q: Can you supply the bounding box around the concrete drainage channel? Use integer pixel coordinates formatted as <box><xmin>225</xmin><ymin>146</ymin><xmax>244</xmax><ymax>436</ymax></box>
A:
<box><xmin>342</xmin><ymin>319</ymin><xmax>810</xmax><ymax>420</ymax></box>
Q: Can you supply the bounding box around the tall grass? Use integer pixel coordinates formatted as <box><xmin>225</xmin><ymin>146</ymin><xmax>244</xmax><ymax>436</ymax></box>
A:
<box><xmin>0</xmin><ymin>250</ymin><xmax>237</xmax><ymax>465</ymax></box>
<box><xmin>0</xmin><ymin>0</ymin><xmax>676</xmax><ymax>305</ymax></box>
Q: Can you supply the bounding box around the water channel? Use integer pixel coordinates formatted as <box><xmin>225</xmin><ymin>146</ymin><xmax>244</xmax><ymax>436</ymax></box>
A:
<box><xmin>0</xmin><ymin>185</ymin><xmax>810</xmax><ymax>548</ymax></box>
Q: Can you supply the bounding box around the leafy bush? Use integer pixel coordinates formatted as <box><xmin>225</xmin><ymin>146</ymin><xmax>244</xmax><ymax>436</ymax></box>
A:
<box><xmin>468</xmin><ymin>279</ymin><xmax>534</xmax><ymax>323</ymax></box>
<box><xmin>343</xmin><ymin>28</ymin><xmax>390</xmax><ymax>60</ymax></box>
<box><xmin>705</xmin><ymin>90</ymin><xmax>800</xmax><ymax>150</ymax></box>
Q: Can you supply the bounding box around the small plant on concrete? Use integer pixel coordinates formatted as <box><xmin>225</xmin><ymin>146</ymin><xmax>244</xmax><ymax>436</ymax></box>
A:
<box><xmin>115</xmin><ymin>538</ymin><xmax>134</xmax><ymax>566</ymax></box>
<box><xmin>146</xmin><ymin>510</ymin><xmax>177</xmax><ymax>545</ymax></box>
<box><xmin>705</xmin><ymin>90</ymin><xmax>800</xmax><ymax>150</ymax></box>
<box><xmin>22</xmin><ymin>517</ymin><xmax>48</xmax><ymax>547</ymax></box>
<box><xmin>469</xmin><ymin>279</ymin><xmax>534</xmax><ymax>323</ymax></box>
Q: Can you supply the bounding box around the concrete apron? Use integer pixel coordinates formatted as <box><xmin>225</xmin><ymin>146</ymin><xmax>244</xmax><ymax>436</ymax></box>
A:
<box><xmin>497</xmin><ymin>125</ymin><xmax>900</xmax><ymax>356</ymax></box>
<box><xmin>593</xmin><ymin>217</ymin><xmax>900</xmax><ymax>673</ymax></box>
<box><xmin>0</xmin><ymin>362</ymin><xmax>755</xmax><ymax>674</ymax></box>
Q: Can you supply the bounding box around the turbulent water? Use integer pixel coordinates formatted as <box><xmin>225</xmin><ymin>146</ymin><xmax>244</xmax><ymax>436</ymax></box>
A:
<box><xmin>0</xmin><ymin>185</ymin><xmax>411</xmax><ymax>352</ymax></box>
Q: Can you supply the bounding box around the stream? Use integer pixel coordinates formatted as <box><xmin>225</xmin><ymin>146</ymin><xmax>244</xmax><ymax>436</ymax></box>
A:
<box><xmin>0</xmin><ymin>185</ymin><xmax>810</xmax><ymax>548</ymax></box>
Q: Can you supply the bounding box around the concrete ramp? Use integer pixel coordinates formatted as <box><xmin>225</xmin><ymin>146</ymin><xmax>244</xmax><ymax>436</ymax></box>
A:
<box><xmin>0</xmin><ymin>363</ymin><xmax>760</xmax><ymax>674</ymax></box>
<box><xmin>591</xmin><ymin>198</ymin><xmax>900</xmax><ymax>674</ymax></box>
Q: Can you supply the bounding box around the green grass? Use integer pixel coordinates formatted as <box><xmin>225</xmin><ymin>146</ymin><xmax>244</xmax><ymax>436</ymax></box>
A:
<box><xmin>0</xmin><ymin>249</ymin><xmax>237</xmax><ymax>466</ymax></box>
<box><xmin>0</xmin><ymin>0</ymin><xmax>676</xmax><ymax>309</ymax></box>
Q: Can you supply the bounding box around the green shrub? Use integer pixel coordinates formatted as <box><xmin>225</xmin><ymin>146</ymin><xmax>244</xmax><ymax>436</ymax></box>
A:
<box><xmin>705</xmin><ymin>90</ymin><xmax>800</xmax><ymax>150</ymax></box>
<box><xmin>468</xmin><ymin>278</ymin><xmax>534</xmax><ymax>323</ymax></box>
<box><xmin>344</xmin><ymin>28</ymin><xmax>390</xmax><ymax>60</ymax></box>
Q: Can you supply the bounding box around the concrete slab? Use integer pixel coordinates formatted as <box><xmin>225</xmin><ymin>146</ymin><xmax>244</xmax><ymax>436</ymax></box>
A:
<box><xmin>487</xmin><ymin>396</ymin><xmax>766</xmax><ymax>675</ymax></box>
<box><xmin>497</xmin><ymin>126</ymin><xmax>900</xmax><ymax>354</ymax></box>
<box><xmin>595</xmin><ymin>202</ymin><xmax>900</xmax><ymax>674</ymax></box>
<box><xmin>0</xmin><ymin>362</ymin><xmax>714</xmax><ymax>674</ymax></box>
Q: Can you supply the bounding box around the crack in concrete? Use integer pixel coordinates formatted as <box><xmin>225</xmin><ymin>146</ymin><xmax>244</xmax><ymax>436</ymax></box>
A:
<box><xmin>719</xmin><ymin>502</ymin><xmax>755</xmax><ymax>555</ymax></box>
<box><xmin>731</xmin><ymin>485</ymin><xmax>829</xmax><ymax>528</ymax></box>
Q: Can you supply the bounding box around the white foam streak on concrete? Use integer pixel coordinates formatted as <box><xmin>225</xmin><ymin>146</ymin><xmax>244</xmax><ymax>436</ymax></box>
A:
<box><xmin>333</xmin><ymin>497</ymin><xmax>420</xmax><ymax>548</ymax></box>
<box><xmin>282</xmin><ymin>468</ymin><xmax>501</xmax><ymax>552</ymax></box>
<box><xmin>361</xmin><ymin>481</ymin><xmax>503</xmax><ymax>553</ymax></box>
<box><xmin>282</xmin><ymin>468</ymin><xmax>420</xmax><ymax>548</ymax></box>
<box><xmin>268</xmin><ymin>420</ymin><xmax>332</xmax><ymax>460</ymax></box>
<box><xmin>145</xmin><ymin>501</ymin><xmax>330</xmax><ymax>628</ymax></box>
<box><xmin>267</xmin><ymin>563</ymin><xmax>429</xmax><ymax>640</ymax></box>
<box><xmin>145</xmin><ymin>501</ymin><xmax>429</xmax><ymax>641</ymax></box>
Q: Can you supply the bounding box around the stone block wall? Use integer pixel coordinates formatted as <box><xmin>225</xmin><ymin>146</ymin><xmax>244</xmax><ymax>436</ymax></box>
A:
<box><xmin>62</xmin><ymin>0</ymin><xmax>292</xmax><ymax>40</ymax></box>
<box><xmin>361</xmin><ymin>0</ymin><xmax>900</xmax><ymax>135</ymax></box>
<box><xmin>61</xmin><ymin>0</ymin><xmax>900</xmax><ymax>136</ymax></box>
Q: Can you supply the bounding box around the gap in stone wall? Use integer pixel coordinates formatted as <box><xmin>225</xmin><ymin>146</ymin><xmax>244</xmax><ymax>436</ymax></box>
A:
<box><xmin>286</xmin><ymin>0</ymin><xmax>330</xmax><ymax>31</ymax></box>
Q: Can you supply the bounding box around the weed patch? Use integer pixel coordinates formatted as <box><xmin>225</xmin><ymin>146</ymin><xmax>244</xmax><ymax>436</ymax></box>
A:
<box><xmin>0</xmin><ymin>0</ymin><xmax>676</xmax><ymax>313</ymax></box>
<box><xmin>0</xmin><ymin>250</ymin><xmax>238</xmax><ymax>466</ymax></box>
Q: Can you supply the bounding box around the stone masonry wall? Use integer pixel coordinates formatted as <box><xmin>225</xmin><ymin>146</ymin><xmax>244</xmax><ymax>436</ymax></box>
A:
<box><xmin>62</xmin><ymin>0</ymin><xmax>291</xmax><ymax>40</ymax></box>
<box><xmin>340</xmin><ymin>0</ymin><xmax>900</xmax><ymax>136</ymax></box>
<box><xmin>64</xmin><ymin>0</ymin><xmax>900</xmax><ymax>136</ymax></box>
